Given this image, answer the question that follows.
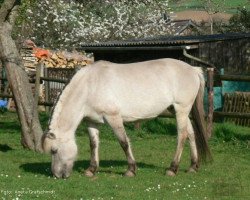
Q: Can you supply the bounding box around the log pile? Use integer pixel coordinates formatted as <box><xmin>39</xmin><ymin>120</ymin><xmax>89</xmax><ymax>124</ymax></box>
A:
<box><xmin>41</xmin><ymin>50</ymin><xmax>93</xmax><ymax>68</ymax></box>
<box><xmin>21</xmin><ymin>47</ymin><xmax>37</xmax><ymax>72</ymax></box>
<box><xmin>21</xmin><ymin>39</ymin><xmax>93</xmax><ymax>70</ymax></box>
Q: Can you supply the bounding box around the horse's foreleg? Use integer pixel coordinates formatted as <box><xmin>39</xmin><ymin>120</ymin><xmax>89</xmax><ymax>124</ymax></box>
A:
<box><xmin>85</xmin><ymin>123</ymin><xmax>100</xmax><ymax>177</ymax></box>
<box><xmin>105</xmin><ymin>115</ymin><xmax>136</xmax><ymax>177</ymax></box>
<box><xmin>166</xmin><ymin>105</ymin><xmax>190</xmax><ymax>176</ymax></box>
<box><xmin>187</xmin><ymin>118</ymin><xmax>199</xmax><ymax>173</ymax></box>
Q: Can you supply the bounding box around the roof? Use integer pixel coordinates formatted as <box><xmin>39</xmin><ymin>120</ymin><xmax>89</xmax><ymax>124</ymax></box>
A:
<box><xmin>164</xmin><ymin>19</ymin><xmax>200</xmax><ymax>35</ymax></box>
<box><xmin>80</xmin><ymin>32</ymin><xmax>250</xmax><ymax>51</ymax></box>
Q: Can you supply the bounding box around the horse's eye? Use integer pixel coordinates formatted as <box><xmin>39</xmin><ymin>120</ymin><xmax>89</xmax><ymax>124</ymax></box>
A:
<box><xmin>51</xmin><ymin>149</ymin><xmax>58</xmax><ymax>155</ymax></box>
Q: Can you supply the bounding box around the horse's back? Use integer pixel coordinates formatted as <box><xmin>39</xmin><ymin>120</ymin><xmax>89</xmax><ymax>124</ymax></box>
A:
<box><xmin>83</xmin><ymin>59</ymin><xmax>202</xmax><ymax>122</ymax></box>
<box><xmin>89</xmin><ymin>58</ymin><xmax>201</xmax><ymax>99</ymax></box>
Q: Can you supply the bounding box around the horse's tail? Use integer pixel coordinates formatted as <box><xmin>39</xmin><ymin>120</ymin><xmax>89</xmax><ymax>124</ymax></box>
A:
<box><xmin>191</xmin><ymin>67</ymin><xmax>212</xmax><ymax>163</ymax></box>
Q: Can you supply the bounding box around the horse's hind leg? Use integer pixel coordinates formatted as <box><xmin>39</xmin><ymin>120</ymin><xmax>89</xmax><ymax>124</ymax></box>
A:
<box><xmin>104</xmin><ymin>114</ymin><xmax>136</xmax><ymax>177</ymax></box>
<box><xmin>187</xmin><ymin>118</ymin><xmax>199</xmax><ymax>173</ymax></box>
<box><xmin>85</xmin><ymin>123</ymin><xmax>100</xmax><ymax>177</ymax></box>
<box><xmin>166</xmin><ymin>104</ymin><xmax>191</xmax><ymax>176</ymax></box>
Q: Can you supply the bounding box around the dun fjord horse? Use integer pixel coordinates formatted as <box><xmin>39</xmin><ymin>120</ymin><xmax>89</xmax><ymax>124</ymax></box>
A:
<box><xmin>42</xmin><ymin>58</ymin><xmax>211</xmax><ymax>178</ymax></box>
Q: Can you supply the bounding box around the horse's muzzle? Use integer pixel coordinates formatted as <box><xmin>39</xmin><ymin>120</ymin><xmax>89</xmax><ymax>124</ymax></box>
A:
<box><xmin>53</xmin><ymin>171</ymin><xmax>70</xmax><ymax>179</ymax></box>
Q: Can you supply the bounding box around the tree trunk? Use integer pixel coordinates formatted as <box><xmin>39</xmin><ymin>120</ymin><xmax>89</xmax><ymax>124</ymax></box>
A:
<box><xmin>0</xmin><ymin>0</ymin><xmax>43</xmax><ymax>152</ymax></box>
<box><xmin>209</xmin><ymin>15</ymin><xmax>214</xmax><ymax>34</ymax></box>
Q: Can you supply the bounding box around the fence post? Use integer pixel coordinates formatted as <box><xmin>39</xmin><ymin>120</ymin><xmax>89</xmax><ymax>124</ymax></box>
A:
<box><xmin>44</xmin><ymin>67</ymin><xmax>50</xmax><ymax>113</ymax></box>
<box><xmin>134</xmin><ymin>122</ymin><xmax>141</xmax><ymax>130</ymax></box>
<box><xmin>34</xmin><ymin>63</ymin><xmax>42</xmax><ymax>110</ymax></box>
<box><xmin>207</xmin><ymin>68</ymin><xmax>214</xmax><ymax>138</ymax></box>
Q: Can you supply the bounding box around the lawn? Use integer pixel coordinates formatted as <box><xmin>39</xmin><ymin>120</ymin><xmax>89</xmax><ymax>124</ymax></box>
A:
<box><xmin>169</xmin><ymin>0</ymin><xmax>250</xmax><ymax>13</ymax></box>
<box><xmin>0</xmin><ymin>112</ymin><xmax>250</xmax><ymax>200</ymax></box>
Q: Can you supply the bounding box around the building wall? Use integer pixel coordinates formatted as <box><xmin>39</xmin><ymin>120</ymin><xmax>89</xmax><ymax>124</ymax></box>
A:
<box><xmin>199</xmin><ymin>38</ymin><xmax>250</xmax><ymax>75</ymax></box>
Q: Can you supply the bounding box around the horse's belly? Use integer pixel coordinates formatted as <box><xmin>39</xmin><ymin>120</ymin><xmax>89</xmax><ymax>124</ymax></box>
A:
<box><xmin>120</xmin><ymin>97</ymin><xmax>172</xmax><ymax>122</ymax></box>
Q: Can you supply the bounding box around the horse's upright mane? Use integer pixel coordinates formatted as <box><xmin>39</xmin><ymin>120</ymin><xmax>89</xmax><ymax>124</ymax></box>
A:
<box><xmin>48</xmin><ymin>80</ymin><xmax>72</xmax><ymax>131</ymax></box>
<box><xmin>48</xmin><ymin>67</ymin><xmax>89</xmax><ymax>132</ymax></box>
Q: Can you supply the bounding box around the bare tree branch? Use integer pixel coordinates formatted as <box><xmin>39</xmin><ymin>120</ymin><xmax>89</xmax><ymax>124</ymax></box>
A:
<box><xmin>9</xmin><ymin>4</ymin><xmax>20</xmax><ymax>26</ymax></box>
<box><xmin>0</xmin><ymin>0</ymin><xmax>16</xmax><ymax>23</ymax></box>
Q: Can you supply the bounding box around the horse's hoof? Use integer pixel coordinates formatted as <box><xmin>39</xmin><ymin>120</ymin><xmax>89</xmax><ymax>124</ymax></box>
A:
<box><xmin>186</xmin><ymin>167</ymin><xmax>197</xmax><ymax>173</ymax></box>
<box><xmin>84</xmin><ymin>170</ymin><xmax>95</xmax><ymax>177</ymax></box>
<box><xmin>124</xmin><ymin>170</ymin><xmax>136</xmax><ymax>177</ymax></box>
<box><xmin>166</xmin><ymin>170</ymin><xmax>176</xmax><ymax>177</ymax></box>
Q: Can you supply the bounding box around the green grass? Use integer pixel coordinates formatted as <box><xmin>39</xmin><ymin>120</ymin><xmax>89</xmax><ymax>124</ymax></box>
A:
<box><xmin>0</xmin><ymin>112</ymin><xmax>250</xmax><ymax>200</ymax></box>
<box><xmin>169</xmin><ymin>0</ymin><xmax>250</xmax><ymax>13</ymax></box>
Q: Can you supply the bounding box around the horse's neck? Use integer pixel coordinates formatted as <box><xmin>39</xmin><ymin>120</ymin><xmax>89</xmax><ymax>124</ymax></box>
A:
<box><xmin>49</xmin><ymin>68</ymin><xmax>89</xmax><ymax>139</ymax></box>
<box><xmin>49</xmin><ymin>107</ymin><xmax>85</xmax><ymax>140</ymax></box>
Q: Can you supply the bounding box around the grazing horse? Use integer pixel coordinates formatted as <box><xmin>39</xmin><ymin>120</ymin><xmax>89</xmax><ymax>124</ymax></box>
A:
<box><xmin>42</xmin><ymin>58</ymin><xmax>211</xmax><ymax>179</ymax></box>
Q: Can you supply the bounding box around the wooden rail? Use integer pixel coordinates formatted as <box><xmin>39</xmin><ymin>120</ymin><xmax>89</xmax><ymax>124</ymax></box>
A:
<box><xmin>215</xmin><ymin>74</ymin><xmax>250</xmax><ymax>82</ymax></box>
<box><xmin>0</xmin><ymin>64</ymin><xmax>67</xmax><ymax>108</ymax></box>
<box><xmin>214</xmin><ymin>112</ymin><xmax>250</xmax><ymax>119</ymax></box>
<box><xmin>0</xmin><ymin>93</ymin><xmax>13</xmax><ymax>98</ymax></box>
<box><xmin>40</xmin><ymin>77</ymin><xmax>68</xmax><ymax>84</ymax></box>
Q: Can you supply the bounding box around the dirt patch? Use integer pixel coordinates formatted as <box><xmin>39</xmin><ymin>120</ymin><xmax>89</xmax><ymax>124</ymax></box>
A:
<box><xmin>173</xmin><ymin>10</ymin><xmax>232</xmax><ymax>23</ymax></box>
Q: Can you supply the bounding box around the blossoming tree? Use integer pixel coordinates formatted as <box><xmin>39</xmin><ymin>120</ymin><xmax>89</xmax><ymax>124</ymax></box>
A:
<box><xmin>17</xmin><ymin>0</ymin><xmax>170</xmax><ymax>48</ymax></box>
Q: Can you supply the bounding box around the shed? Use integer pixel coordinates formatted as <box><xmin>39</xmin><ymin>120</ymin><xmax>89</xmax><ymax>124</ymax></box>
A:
<box><xmin>80</xmin><ymin>32</ymin><xmax>250</xmax><ymax>75</ymax></box>
<box><xmin>80</xmin><ymin>33</ymin><xmax>250</xmax><ymax>113</ymax></box>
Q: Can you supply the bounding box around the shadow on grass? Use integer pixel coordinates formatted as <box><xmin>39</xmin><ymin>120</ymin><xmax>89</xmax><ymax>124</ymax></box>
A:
<box><xmin>0</xmin><ymin>121</ymin><xmax>20</xmax><ymax>132</ymax></box>
<box><xmin>124</xmin><ymin>118</ymin><xmax>177</xmax><ymax>136</ymax></box>
<box><xmin>20</xmin><ymin>160</ymin><xmax>158</xmax><ymax>176</ymax></box>
<box><xmin>0</xmin><ymin>144</ymin><xmax>13</xmax><ymax>152</ymax></box>
<box><xmin>234</xmin><ymin>133</ymin><xmax>250</xmax><ymax>142</ymax></box>
<box><xmin>142</xmin><ymin>118</ymin><xmax>177</xmax><ymax>136</ymax></box>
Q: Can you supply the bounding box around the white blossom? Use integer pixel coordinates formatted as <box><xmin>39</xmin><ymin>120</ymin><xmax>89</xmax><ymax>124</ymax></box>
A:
<box><xmin>17</xmin><ymin>0</ymin><xmax>170</xmax><ymax>49</ymax></box>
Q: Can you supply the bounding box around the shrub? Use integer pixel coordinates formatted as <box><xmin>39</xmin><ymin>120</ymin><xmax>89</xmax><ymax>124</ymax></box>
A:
<box><xmin>227</xmin><ymin>8</ymin><xmax>250</xmax><ymax>33</ymax></box>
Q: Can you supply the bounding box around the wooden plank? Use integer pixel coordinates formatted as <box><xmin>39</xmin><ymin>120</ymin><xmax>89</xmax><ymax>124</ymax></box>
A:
<box><xmin>243</xmin><ymin>93</ymin><xmax>250</xmax><ymax>126</ymax></box>
<box><xmin>41</xmin><ymin>77</ymin><xmax>68</xmax><ymax>83</ymax></box>
<box><xmin>239</xmin><ymin>93</ymin><xmax>245</xmax><ymax>126</ymax></box>
<box><xmin>232</xmin><ymin>93</ymin><xmax>239</xmax><ymax>124</ymax></box>
<box><xmin>0</xmin><ymin>93</ymin><xmax>13</xmax><ymax>98</ymax></box>
<box><xmin>224</xmin><ymin>95</ymin><xmax>229</xmax><ymax>123</ymax></box>
<box><xmin>44</xmin><ymin>68</ymin><xmax>50</xmax><ymax>113</ymax></box>
<box><xmin>215</xmin><ymin>74</ymin><xmax>250</xmax><ymax>82</ymax></box>
<box><xmin>207</xmin><ymin>68</ymin><xmax>214</xmax><ymax>138</ymax></box>
<box><xmin>248</xmin><ymin>95</ymin><xmax>250</xmax><ymax>126</ymax></box>
<box><xmin>34</xmin><ymin>63</ymin><xmax>41</xmax><ymax>110</ymax></box>
<box><xmin>227</xmin><ymin>93</ymin><xmax>233</xmax><ymax>123</ymax></box>
<box><xmin>214</xmin><ymin>111</ymin><xmax>250</xmax><ymax>119</ymax></box>
<box><xmin>38</xmin><ymin>101</ymin><xmax>53</xmax><ymax>106</ymax></box>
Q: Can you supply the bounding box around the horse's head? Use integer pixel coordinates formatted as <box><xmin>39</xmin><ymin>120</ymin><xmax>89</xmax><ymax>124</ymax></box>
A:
<box><xmin>42</xmin><ymin>131</ymin><xmax>77</xmax><ymax>179</ymax></box>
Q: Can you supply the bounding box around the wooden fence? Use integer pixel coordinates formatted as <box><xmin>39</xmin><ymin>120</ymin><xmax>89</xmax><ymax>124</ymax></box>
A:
<box><xmin>43</xmin><ymin>67</ymin><xmax>77</xmax><ymax>111</ymax></box>
<box><xmin>220</xmin><ymin>92</ymin><xmax>250</xmax><ymax>126</ymax></box>
<box><xmin>0</xmin><ymin>64</ymin><xmax>76</xmax><ymax>108</ymax></box>
<box><xmin>0</xmin><ymin>66</ymin><xmax>250</xmax><ymax>133</ymax></box>
<box><xmin>213</xmin><ymin>74</ymin><xmax>250</xmax><ymax>126</ymax></box>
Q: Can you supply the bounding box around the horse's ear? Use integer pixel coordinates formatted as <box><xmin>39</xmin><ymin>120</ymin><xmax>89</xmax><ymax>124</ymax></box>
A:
<box><xmin>47</xmin><ymin>132</ymin><xmax>56</xmax><ymax>140</ymax></box>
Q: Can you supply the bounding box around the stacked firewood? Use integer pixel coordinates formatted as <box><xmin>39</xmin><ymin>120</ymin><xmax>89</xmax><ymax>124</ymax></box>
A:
<box><xmin>21</xmin><ymin>39</ymin><xmax>93</xmax><ymax>70</ymax></box>
<box><xmin>41</xmin><ymin>50</ymin><xmax>93</xmax><ymax>68</ymax></box>
<box><xmin>21</xmin><ymin>47</ymin><xmax>37</xmax><ymax>71</ymax></box>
